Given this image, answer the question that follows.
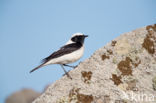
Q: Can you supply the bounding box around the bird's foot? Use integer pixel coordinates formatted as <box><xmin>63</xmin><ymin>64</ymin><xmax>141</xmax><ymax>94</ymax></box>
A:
<box><xmin>63</xmin><ymin>64</ymin><xmax>77</xmax><ymax>68</ymax></box>
<box><xmin>63</xmin><ymin>71</ymin><xmax>72</xmax><ymax>80</ymax></box>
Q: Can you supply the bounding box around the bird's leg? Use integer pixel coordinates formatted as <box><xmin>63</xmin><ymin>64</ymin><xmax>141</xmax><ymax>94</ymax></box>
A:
<box><xmin>60</xmin><ymin>64</ymin><xmax>72</xmax><ymax>80</ymax></box>
<box><xmin>63</xmin><ymin>64</ymin><xmax>77</xmax><ymax>68</ymax></box>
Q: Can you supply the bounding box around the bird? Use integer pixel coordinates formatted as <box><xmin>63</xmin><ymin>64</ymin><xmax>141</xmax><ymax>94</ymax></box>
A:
<box><xmin>30</xmin><ymin>33</ymin><xmax>88</xmax><ymax>79</ymax></box>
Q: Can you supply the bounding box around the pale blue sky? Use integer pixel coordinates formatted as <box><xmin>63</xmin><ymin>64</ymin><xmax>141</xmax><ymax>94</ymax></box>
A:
<box><xmin>0</xmin><ymin>0</ymin><xmax>156</xmax><ymax>102</ymax></box>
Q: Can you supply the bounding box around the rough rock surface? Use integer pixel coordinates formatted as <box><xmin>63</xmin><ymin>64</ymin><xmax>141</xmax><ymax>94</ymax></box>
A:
<box><xmin>5</xmin><ymin>89</ymin><xmax>41</xmax><ymax>103</ymax></box>
<box><xmin>33</xmin><ymin>24</ymin><xmax>156</xmax><ymax>103</ymax></box>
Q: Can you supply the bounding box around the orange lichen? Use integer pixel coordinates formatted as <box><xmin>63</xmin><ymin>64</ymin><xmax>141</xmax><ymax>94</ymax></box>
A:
<box><xmin>69</xmin><ymin>88</ymin><xmax>93</xmax><ymax>103</ymax></box>
<box><xmin>111</xmin><ymin>74</ymin><xmax>123</xmax><ymax>85</ymax></box>
<box><xmin>111</xmin><ymin>40</ymin><xmax>117</xmax><ymax>46</ymax></box>
<box><xmin>101</xmin><ymin>54</ymin><xmax>110</xmax><ymax>60</ymax></box>
<box><xmin>81</xmin><ymin>71</ymin><xmax>92</xmax><ymax>83</ymax></box>
<box><xmin>142</xmin><ymin>35</ymin><xmax>155</xmax><ymax>54</ymax></box>
<box><xmin>142</xmin><ymin>24</ymin><xmax>156</xmax><ymax>55</ymax></box>
<box><xmin>107</xmin><ymin>49</ymin><xmax>113</xmax><ymax>55</ymax></box>
<box><xmin>117</xmin><ymin>57</ymin><xmax>133</xmax><ymax>76</ymax></box>
<box><xmin>146</xmin><ymin>24</ymin><xmax>156</xmax><ymax>33</ymax></box>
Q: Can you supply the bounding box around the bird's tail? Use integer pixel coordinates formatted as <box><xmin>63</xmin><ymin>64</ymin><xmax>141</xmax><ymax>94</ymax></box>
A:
<box><xmin>29</xmin><ymin>63</ymin><xmax>45</xmax><ymax>73</ymax></box>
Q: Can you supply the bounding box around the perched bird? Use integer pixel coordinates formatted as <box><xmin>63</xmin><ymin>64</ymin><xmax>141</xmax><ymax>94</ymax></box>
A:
<box><xmin>30</xmin><ymin>33</ymin><xmax>88</xmax><ymax>79</ymax></box>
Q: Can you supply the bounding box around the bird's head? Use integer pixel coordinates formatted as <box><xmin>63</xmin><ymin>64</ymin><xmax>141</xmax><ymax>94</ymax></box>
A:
<box><xmin>66</xmin><ymin>33</ymin><xmax>88</xmax><ymax>45</ymax></box>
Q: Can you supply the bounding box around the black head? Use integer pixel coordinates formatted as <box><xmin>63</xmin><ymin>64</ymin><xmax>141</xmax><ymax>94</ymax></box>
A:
<box><xmin>71</xmin><ymin>34</ymin><xmax>88</xmax><ymax>44</ymax></box>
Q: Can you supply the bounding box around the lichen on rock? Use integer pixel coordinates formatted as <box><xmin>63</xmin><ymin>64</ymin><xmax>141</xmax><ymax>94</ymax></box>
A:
<box><xmin>153</xmin><ymin>76</ymin><xmax>156</xmax><ymax>91</ymax></box>
<box><xmin>117</xmin><ymin>57</ymin><xmax>133</xmax><ymax>76</ymax></box>
<box><xmin>69</xmin><ymin>88</ymin><xmax>93</xmax><ymax>103</ymax></box>
<box><xmin>142</xmin><ymin>24</ymin><xmax>156</xmax><ymax>55</ymax></box>
<box><xmin>81</xmin><ymin>71</ymin><xmax>92</xmax><ymax>84</ymax></box>
<box><xmin>111</xmin><ymin>74</ymin><xmax>123</xmax><ymax>85</ymax></box>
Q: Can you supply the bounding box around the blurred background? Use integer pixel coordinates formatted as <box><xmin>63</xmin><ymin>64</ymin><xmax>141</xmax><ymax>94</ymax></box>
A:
<box><xmin>0</xmin><ymin>0</ymin><xmax>156</xmax><ymax>103</ymax></box>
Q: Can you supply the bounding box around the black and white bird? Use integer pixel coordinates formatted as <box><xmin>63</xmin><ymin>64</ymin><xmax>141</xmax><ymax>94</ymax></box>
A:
<box><xmin>30</xmin><ymin>33</ymin><xmax>88</xmax><ymax>79</ymax></box>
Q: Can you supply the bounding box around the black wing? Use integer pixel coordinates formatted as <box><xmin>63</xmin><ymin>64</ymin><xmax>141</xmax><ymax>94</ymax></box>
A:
<box><xmin>42</xmin><ymin>43</ymin><xmax>82</xmax><ymax>63</ymax></box>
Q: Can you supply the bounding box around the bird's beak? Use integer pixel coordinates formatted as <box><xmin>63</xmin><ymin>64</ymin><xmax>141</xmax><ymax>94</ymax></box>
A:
<box><xmin>84</xmin><ymin>35</ymin><xmax>88</xmax><ymax>37</ymax></box>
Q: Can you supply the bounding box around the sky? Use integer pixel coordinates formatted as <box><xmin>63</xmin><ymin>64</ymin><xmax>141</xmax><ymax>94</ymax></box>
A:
<box><xmin>0</xmin><ymin>0</ymin><xmax>156</xmax><ymax>102</ymax></box>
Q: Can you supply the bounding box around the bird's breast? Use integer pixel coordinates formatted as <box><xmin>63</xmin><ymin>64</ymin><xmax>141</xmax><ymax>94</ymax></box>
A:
<box><xmin>61</xmin><ymin>46</ymin><xmax>84</xmax><ymax>64</ymax></box>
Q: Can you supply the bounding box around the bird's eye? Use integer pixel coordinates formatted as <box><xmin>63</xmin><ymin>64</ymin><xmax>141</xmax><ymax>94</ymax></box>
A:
<box><xmin>71</xmin><ymin>37</ymin><xmax>76</xmax><ymax>42</ymax></box>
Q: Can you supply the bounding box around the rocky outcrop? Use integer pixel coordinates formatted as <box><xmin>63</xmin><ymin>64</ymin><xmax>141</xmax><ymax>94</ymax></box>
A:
<box><xmin>5</xmin><ymin>89</ymin><xmax>41</xmax><ymax>103</ymax></box>
<box><xmin>33</xmin><ymin>24</ymin><xmax>156</xmax><ymax>103</ymax></box>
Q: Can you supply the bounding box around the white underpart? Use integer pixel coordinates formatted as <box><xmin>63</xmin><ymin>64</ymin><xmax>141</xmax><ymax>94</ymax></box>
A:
<box><xmin>44</xmin><ymin>46</ymin><xmax>84</xmax><ymax>65</ymax></box>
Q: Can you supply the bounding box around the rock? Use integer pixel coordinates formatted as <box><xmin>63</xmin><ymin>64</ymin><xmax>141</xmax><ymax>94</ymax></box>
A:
<box><xmin>33</xmin><ymin>24</ymin><xmax>156</xmax><ymax>103</ymax></box>
<box><xmin>5</xmin><ymin>89</ymin><xmax>41</xmax><ymax>103</ymax></box>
